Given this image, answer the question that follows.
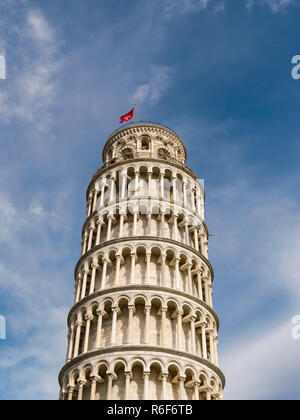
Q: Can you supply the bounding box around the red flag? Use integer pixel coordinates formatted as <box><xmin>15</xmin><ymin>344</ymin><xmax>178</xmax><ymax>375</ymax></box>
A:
<box><xmin>120</xmin><ymin>107</ymin><xmax>135</xmax><ymax>123</ymax></box>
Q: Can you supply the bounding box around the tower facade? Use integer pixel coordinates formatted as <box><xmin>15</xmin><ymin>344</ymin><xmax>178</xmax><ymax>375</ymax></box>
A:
<box><xmin>59</xmin><ymin>122</ymin><xmax>225</xmax><ymax>401</ymax></box>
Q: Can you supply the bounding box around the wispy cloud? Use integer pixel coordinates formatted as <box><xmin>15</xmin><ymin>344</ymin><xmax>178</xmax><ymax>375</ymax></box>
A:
<box><xmin>0</xmin><ymin>8</ymin><xmax>63</xmax><ymax>130</ymax></box>
<box><xmin>246</xmin><ymin>0</ymin><xmax>296</xmax><ymax>12</ymax></box>
<box><xmin>162</xmin><ymin>0</ymin><xmax>209</xmax><ymax>17</ymax></box>
<box><xmin>132</xmin><ymin>65</ymin><xmax>173</xmax><ymax>105</ymax></box>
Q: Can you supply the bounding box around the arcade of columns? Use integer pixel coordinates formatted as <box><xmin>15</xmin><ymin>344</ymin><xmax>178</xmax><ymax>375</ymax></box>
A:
<box><xmin>59</xmin><ymin>122</ymin><xmax>225</xmax><ymax>401</ymax></box>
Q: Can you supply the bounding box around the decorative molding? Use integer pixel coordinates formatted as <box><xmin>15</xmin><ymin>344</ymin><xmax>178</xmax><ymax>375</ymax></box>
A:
<box><xmin>58</xmin><ymin>345</ymin><xmax>226</xmax><ymax>388</ymax></box>
<box><xmin>75</xmin><ymin>236</ymin><xmax>214</xmax><ymax>282</ymax></box>
<box><xmin>67</xmin><ymin>284</ymin><xmax>220</xmax><ymax>329</ymax></box>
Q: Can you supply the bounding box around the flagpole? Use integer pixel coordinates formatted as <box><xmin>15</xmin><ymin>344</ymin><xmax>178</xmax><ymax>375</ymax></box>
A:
<box><xmin>135</xmin><ymin>104</ymin><xmax>138</xmax><ymax>122</ymax></box>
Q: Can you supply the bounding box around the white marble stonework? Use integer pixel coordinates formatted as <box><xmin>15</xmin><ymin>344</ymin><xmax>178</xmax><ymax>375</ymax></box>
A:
<box><xmin>58</xmin><ymin>122</ymin><xmax>225</xmax><ymax>401</ymax></box>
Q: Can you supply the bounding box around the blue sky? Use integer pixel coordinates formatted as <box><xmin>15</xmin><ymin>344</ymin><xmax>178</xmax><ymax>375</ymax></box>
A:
<box><xmin>0</xmin><ymin>0</ymin><xmax>300</xmax><ymax>400</ymax></box>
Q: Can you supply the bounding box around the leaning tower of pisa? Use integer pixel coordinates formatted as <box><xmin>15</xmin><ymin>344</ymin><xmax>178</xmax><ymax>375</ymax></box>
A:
<box><xmin>59</xmin><ymin>122</ymin><xmax>225</xmax><ymax>401</ymax></box>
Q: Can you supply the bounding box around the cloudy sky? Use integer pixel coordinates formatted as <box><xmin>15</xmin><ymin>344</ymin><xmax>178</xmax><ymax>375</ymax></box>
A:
<box><xmin>0</xmin><ymin>0</ymin><xmax>300</xmax><ymax>400</ymax></box>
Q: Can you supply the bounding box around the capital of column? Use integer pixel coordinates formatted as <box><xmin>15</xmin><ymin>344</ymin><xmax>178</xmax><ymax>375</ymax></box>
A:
<box><xmin>91</xmin><ymin>374</ymin><xmax>103</xmax><ymax>384</ymax></box>
<box><xmin>143</xmin><ymin>371</ymin><xmax>150</xmax><ymax>379</ymax></box>
<box><xmin>111</xmin><ymin>307</ymin><xmax>120</xmax><ymax>314</ymax></box>
<box><xmin>77</xmin><ymin>379</ymin><xmax>87</xmax><ymax>387</ymax></box>
<box><xmin>91</xmin><ymin>261</ymin><xmax>100</xmax><ymax>270</ymax></box>
<box><xmin>83</xmin><ymin>266</ymin><xmax>90</xmax><ymax>275</ymax></box>
<box><xmin>84</xmin><ymin>313</ymin><xmax>93</xmax><ymax>321</ymax></box>
<box><xmin>160</xmin><ymin>373</ymin><xmax>168</xmax><ymax>381</ymax></box>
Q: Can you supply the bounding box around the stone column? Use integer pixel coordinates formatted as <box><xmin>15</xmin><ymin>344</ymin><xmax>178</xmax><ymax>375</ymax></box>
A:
<box><xmin>87</xmin><ymin>196</ymin><xmax>93</xmax><ymax>216</ymax></box>
<box><xmin>68</xmin><ymin>386</ymin><xmax>74</xmax><ymax>401</ymax></box>
<box><xmin>201</xmin><ymin>323</ymin><xmax>207</xmax><ymax>359</ymax></box>
<box><xmin>89</xmin><ymin>259</ymin><xmax>99</xmax><ymax>295</ymax></box>
<box><xmin>147</xmin><ymin>212</ymin><xmax>152</xmax><ymax>235</ymax></box>
<box><xmin>109</xmin><ymin>177</ymin><xmax>115</xmax><ymax>203</ymax></box>
<box><xmin>193</xmin><ymin>382</ymin><xmax>200</xmax><ymax>400</ymax></box>
<box><xmin>87</xmin><ymin>225</ymin><xmax>95</xmax><ymax>251</ymax></box>
<box><xmin>191</xmin><ymin>189</ymin><xmax>196</xmax><ymax>212</ymax></box>
<box><xmin>111</xmin><ymin>307</ymin><xmax>118</xmax><ymax>345</ymax></box>
<box><xmin>161</xmin><ymin>373</ymin><xmax>168</xmax><ymax>400</ymax></box>
<box><xmin>194</xmin><ymin>227</ymin><xmax>199</xmax><ymax>251</ymax></box>
<box><xmin>119</xmin><ymin>213</ymin><xmax>124</xmax><ymax>238</ymax></box>
<box><xmin>75</xmin><ymin>273</ymin><xmax>82</xmax><ymax>304</ymax></box>
<box><xmin>77</xmin><ymin>380</ymin><xmax>86</xmax><ymax>400</ymax></box>
<box><xmin>184</xmin><ymin>221</ymin><xmax>189</xmax><ymax>246</ymax></box>
<box><xmin>100</xmin><ymin>183</ymin><xmax>105</xmax><ymax>207</ymax></box>
<box><xmin>95</xmin><ymin>310</ymin><xmax>103</xmax><ymax>349</ymax></box>
<box><xmin>205</xmin><ymin>387</ymin><xmax>212</xmax><ymax>401</ymax></box>
<box><xmin>125</xmin><ymin>372</ymin><xmax>131</xmax><ymax>400</ymax></box>
<box><xmin>130</xmin><ymin>252</ymin><xmax>136</xmax><ymax>284</ymax></box>
<box><xmin>187</xmin><ymin>264</ymin><xmax>193</xmax><ymax>295</ymax></box>
<box><xmin>144</xmin><ymin>305</ymin><xmax>151</xmax><ymax>344</ymax></box>
<box><xmin>83</xmin><ymin>314</ymin><xmax>93</xmax><ymax>353</ymax></box>
<box><xmin>160</xmin><ymin>172</ymin><xmax>165</xmax><ymax>199</ymax></box>
<box><xmin>190</xmin><ymin>316</ymin><xmax>196</xmax><ymax>354</ymax></box>
<box><xmin>161</xmin><ymin>307</ymin><xmax>167</xmax><ymax>346</ymax></box>
<box><xmin>127</xmin><ymin>305</ymin><xmax>134</xmax><ymax>344</ymax></box>
<box><xmin>101</xmin><ymin>259</ymin><xmax>107</xmax><ymax>290</ymax></box>
<box><xmin>161</xmin><ymin>254</ymin><xmax>166</xmax><ymax>287</ymax></box>
<box><xmin>147</xmin><ymin>172</ymin><xmax>152</xmax><ymax>197</ymax></box>
<box><xmin>177</xmin><ymin>311</ymin><xmax>183</xmax><ymax>351</ymax></box>
<box><xmin>145</xmin><ymin>253</ymin><xmax>151</xmax><ymax>285</ymax></box>
<box><xmin>81</xmin><ymin>267</ymin><xmax>90</xmax><ymax>300</ymax></box>
<box><xmin>73</xmin><ymin>320</ymin><xmax>82</xmax><ymax>358</ymax></box>
<box><xmin>183</xmin><ymin>180</ymin><xmax>187</xmax><ymax>207</ymax></box>
<box><xmin>178</xmin><ymin>376</ymin><xmax>185</xmax><ymax>400</ymax></box>
<box><xmin>172</xmin><ymin>177</ymin><xmax>177</xmax><ymax>202</ymax></box>
<box><xmin>106</xmin><ymin>215</ymin><xmax>113</xmax><ymax>241</ymax></box>
<box><xmin>173</xmin><ymin>214</ymin><xmax>178</xmax><ymax>241</ymax></box>
<box><xmin>133</xmin><ymin>212</ymin><xmax>138</xmax><ymax>236</ymax></box>
<box><xmin>134</xmin><ymin>171</ymin><xmax>139</xmax><ymax>195</ymax></box>
<box><xmin>121</xmin><ymin>171</ymin><xmax>127</xmax><ymax>199</ymax></box>
<box><xmin>95</xmin><ymin>218</ymin><xmax>103</xmax><ymax>246</ymax></box>
<box><xmin>66</xmin><ymin>325</ymin><xmax>75</xmax><ymax>362</ymax></box>
<box><xmin>143</xmin><ymin>372</ymin><xmax>150</xmax><ymax>400</ymax></box>
<box><xmin>82</xmin><ymin>231</ymin><xmax>88</xmax><ymax>256</ymax></box>
<box><xmin>197</xmin><ymin>272</ymin><xmax>203</xmax><ymax>300</ymax></box>
<box><xmin>92</xmin><ymin>189</ymin><xmax>98</xmax><ymax>212</ymax></box>
<box><xmin>107</xmin><ymin>374</ymin><xmax>114</xmax><ymax>400</ymax></box>
<box><xmin>115</xmin><ymin>254</ymin><xmax>121</xmax><ymax>286</ymax></box>
<box><xmin>175</xmin><ymin>258</ymin><xmax>180</xmax><ymax>289</ymax></box>
<box><xmin>160</xmin><ymin>211</ymin><xmax>165</xmax><ymax>237</ymax></box>
<box><xmin>90</xmin><ymin>376</ymin><xmax>100</xmax><ymax>401</ymax></box>
<box><xmin>204</xmin><ymin>278</ymin><xmax>210</xmax><ymax>304</ymax></box>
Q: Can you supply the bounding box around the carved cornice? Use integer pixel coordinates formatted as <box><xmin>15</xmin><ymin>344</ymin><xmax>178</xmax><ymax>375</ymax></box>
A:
<box><xmin>102</xmin><ymin>123</ymin><xmax>187</xmax><ymax>163</ymax></box>
<box><xmin>87</xmin><ymin>157</ymin><xmax>199</xmax><ymax>199</ymax></box>
<box><xmin>67</xmin><ymin>284</ymin><xmax>219</xmax><ymax>329</ymax></box>
<box><xmin>58</xmin><ymin>345</ymin><xmax>225</xmax><ymax>388</ymax></box>
<box><xmin>83</xmin><ymin>207</ymin><xmax>209</xmax><ymax>240</ymax></box>
<box><xmin>75</xmin><ymin>236</ymin><xmax>214</xmax><ymax>282</ymax></box>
